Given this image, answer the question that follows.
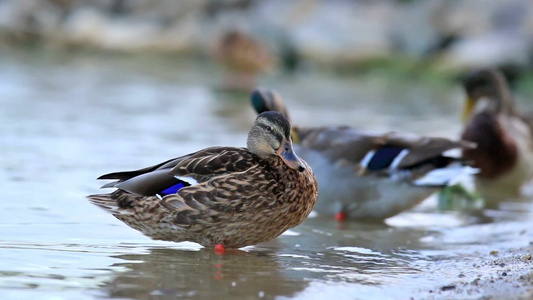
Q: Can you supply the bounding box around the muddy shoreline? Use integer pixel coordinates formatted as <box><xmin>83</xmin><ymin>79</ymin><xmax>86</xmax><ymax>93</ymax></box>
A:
<box><xmin>419</xmin><ymin>244</ymin><xmax>533</xmax><ymax>299</ymax></box>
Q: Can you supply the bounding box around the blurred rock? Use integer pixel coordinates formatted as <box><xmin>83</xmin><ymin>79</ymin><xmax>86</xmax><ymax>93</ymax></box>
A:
<box><xmin>215</xmin><ymin>29</ymin><xmax>277</xmax><ymax>91</ymax></box>
<box><xmin>0</xmin><ymin>0</ymin><xmax>532</xmax><ymax>73</ymax></box>
<box><xmin>428</xmin><ymin>0</ymin><xmax>533</xmax><ymax>73</ymax></box>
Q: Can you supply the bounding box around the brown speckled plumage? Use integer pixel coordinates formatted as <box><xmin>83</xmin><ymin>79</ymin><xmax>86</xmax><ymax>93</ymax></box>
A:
<box><xmin>88</xmin><ymin>112</ymin><xmax>318</xmax><ymax>248</ymax></box>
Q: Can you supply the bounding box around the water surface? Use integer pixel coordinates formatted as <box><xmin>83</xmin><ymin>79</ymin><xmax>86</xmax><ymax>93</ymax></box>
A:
<box><xmin>1</xmin><ymin>47</ymin><xmax>532</xmax><ymax>299</ymax></box>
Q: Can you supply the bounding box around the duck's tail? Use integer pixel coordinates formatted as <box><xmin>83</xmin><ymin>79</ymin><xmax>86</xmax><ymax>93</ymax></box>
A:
<box><xmin>412</xmin><ymin>163</ymin><xmax>478</xmax><ymax>187</ymax></box>
<box><xmin>411</xmin><ymin>146</ymin><xmax>479</xmax><ymax>187</ymax></box>
<box><xmin>87</xmin><ymin>192</ymin><xmax>134</xmax><ymax>216</ymax></box>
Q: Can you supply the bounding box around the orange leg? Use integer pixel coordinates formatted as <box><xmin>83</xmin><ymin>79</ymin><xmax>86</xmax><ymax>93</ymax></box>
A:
<box><xmin>335</xmin><ymin>212</ymin><xmax>347</xmax><ymax>222</ymax></box>
<box><xmin>214</xmin><ymin>244</ymin><xmax>226</xmax><ymax>255</ymax></box>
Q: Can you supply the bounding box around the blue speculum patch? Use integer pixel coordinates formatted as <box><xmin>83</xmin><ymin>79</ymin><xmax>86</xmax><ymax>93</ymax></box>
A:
<box><xmin>367</xmin><ymin>146</ymin><xmax>404</xmax><ymax>171</ymax></box>
<box><xmin>161</xmin><ymin>182</ymin><xmax>186</xmax><ymax>195</ymax></box>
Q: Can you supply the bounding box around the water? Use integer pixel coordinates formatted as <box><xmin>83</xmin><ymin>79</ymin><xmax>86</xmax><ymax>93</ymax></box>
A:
<box><xmin>1</xmin><ymin>47</ymin><xmax>532</xmax><ymax>300</ymax></box>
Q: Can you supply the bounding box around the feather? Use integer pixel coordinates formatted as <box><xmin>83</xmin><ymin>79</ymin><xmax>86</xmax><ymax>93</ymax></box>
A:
<box><xmin>365</xmin><ymin>146</ymin><xmax>405</xmax><ymax>171</ymax></box>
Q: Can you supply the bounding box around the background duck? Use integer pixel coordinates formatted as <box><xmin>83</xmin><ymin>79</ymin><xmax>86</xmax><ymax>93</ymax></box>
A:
<box><xmin>216</xmin><ymin>30</ymin><xmax>276</xmax><ymax>92</ymax></box>
<box><xmin>461</xmin><ymin>68</ymin><xmax>533</xmax><ymax>204</ymax></box>
<box><xmin>87</xmin><ymin>111</ymin><xmax>318</xmax><ymax>250</ymax></box>
<box><xmin>251</xmin><ymin>88</ymin><xmax>476</xmax><ymax>221</ymax></box>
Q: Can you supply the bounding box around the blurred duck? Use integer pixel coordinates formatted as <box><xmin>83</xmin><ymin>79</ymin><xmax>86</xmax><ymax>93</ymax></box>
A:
<box><xmin>251</xmin><ymin>88</ymin><xmax>476</xmax><ymax>221</ymax></box>
<box><xmin>216</xmin><ymin>30</ymin><xmax>276</xmax><ymax>91</ymax></box>
<box><xmin>461</xmin><ymin>68</ymin><xmax>533</xmax><ymax>203</ymax></box>
<box><xmin>88</xmin><ymin>111</ymin><xmax>318</xmax><ymax>249</ymax></box>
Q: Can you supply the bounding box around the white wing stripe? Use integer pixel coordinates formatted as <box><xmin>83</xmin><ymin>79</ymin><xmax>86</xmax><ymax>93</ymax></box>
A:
<box><xmin>359</xmin><ymin>150</ymin><xmax>376</xmax><ymax>169</ymax></box>
<box><xmin>389</xmin><ymin>149</ymin><xmax>410</xmax><ymax>170</ymax></box>
<box><xmin>174</xmin><ymin>176</ymin><xmax>199</xmax><ymax>186</ymax></box>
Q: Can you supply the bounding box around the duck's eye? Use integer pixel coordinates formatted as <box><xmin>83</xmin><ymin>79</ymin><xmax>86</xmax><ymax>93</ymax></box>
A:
<box><xmin>266</xmin><ymin>126</ymin><xmax>273</xmax><ymax>132</ymax></box>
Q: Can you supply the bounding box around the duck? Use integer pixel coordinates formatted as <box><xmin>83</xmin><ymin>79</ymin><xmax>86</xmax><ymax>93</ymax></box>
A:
<box><xmin>251</xmin><ymin>88</ymin><xmax>476</xmax><ymax>221</ymax></box>
<box><xmin>87</xmin><ymin>111</ymin><xmax>318</xmax><ymax>249</ymax></box>
<box><xmin>216</xmin><ymin>30</ymin><xmax>276</xmax><ymax>91</ymax></box>
<box><xmin>460</xmin><ymin>68</ymin><xmax>533</xmax><ymax>203</ymax></box>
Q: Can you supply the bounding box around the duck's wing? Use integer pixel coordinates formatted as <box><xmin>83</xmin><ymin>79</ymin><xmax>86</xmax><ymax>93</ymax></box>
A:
<box><xmin>96</xmin><ymin>146</ymin><xmax>257</xmax><ymax>197</ymax></box>
<box><xmin>296</xmin><ymin>125</ymin><xmax>381</xmax><ymax>165</ymax></box>
<box><xmin>380</xmin><ymin>131</ymin><xmax>475</xmax><ymax>169</ymax></box>
<box><xmin>296</xmin><ymin>125</ymin><xmax>474</xmax><ymax>173</ymax></box>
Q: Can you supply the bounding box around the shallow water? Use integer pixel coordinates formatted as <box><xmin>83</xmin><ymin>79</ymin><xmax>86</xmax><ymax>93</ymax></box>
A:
<box><xmin>1</xmin><ymin>47</ymin><xmax>532</xmax><ymax>300</ymax></box>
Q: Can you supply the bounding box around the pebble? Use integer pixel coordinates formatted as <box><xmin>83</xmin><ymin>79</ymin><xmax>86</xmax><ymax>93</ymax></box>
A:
<box><xmin>4</xmin><ymin>0</ymin><xmax>533</xmax><ymax>71</ymax></box>
<box><xmin>441</xmin><ymin>285</ymin><xmax>456</xmax><ymax>291</ymax></box>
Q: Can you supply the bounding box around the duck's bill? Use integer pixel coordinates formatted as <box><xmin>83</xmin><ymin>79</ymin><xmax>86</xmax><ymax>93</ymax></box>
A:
<box><xmin>462</xmin><ymin>96</ymin><xmax>476</xmax><ymax>123</ymax></box>
<box><xmin>277</xmin><ymin>141</ymin><xmax>306</xmax><ymax>172</ymax></box>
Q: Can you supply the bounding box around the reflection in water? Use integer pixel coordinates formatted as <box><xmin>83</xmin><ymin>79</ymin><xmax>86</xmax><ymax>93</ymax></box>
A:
<box><xmin>99</xmin><ymin>236</ymin><xmax>425</xmax><ymax>300</ymax></box>
<box><xmin>101</xmin><ymin>248</ymin><xmax>309</xmax><ymax>299</ymax></box>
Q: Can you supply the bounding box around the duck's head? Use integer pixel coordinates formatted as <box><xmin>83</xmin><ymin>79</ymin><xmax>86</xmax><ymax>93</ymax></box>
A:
<box><xmin>251</xmin><ymin>88</ymin><xmax>290</xmax><ymax>122</ymax></box>
<box><xmin>251</xmin><ymin>88</ymin><xmax>300</xmax><ymax>143</ymax></box>
<box><xmin>462</xmin><ymin>68</ymin><xmax>511</xmax><ymax>122</ymax></box>
<box><xmin>247</xmin><ymin>111</ymin><xmax>305</xmax><ymax>172</ymax></box>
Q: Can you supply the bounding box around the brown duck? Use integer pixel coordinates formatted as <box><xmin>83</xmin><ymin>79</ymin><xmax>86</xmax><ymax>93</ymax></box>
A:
<box><xmin>461</xmin><ymin>68</ymin><xmax>533</xmax><ymax>202</ymax></box>
<box><xmin>87</xmin><ymin>111</ymin><xmax>318</xmax><ymax>249</ymax></box>
<box><xmin>252</xmin><ymin>88</ymin><xmax>476</xmax><ymax>220</ymax></box>
<box><xmin>216</xmin><ymin>30</ymin><xmax>276</xmax><ymax>91</ymax></box>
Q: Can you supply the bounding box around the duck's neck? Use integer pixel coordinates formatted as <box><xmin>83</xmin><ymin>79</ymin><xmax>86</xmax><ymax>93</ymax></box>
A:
<box><xmin>492</xmin><ymin>78</ymin><xmax>515</xmax><ymax>115</ymax></box>
<box><xmin>246</xmin><ymin>131</ymin><xmax>273</xmax><ymax>159</ymax></box>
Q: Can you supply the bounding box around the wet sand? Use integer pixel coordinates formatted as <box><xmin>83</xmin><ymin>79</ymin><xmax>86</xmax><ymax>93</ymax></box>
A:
<box><xmin>420</xmin><ymin>242</ymin><xmax>533</xmax><ymax>299</ymax></box>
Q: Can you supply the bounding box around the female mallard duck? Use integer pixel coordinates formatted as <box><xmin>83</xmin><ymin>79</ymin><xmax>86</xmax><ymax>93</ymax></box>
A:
<box><xmin>251</xmin><ymin>88</ymin><xmax>476</xmax><ymax>221</ymax></box>
<box><xmin>461</xmin><ymin>68</ymin><xmax>533</xmax><ymax>203</ymax></box>
<box><xmin>87</xmin><ymin>112</ymin><xmax>317</xmax><ymax>249</ymax></box>
<box><xmin>216</xmin><ymin>30</ymin><xmax>276</xmax><ymax>91</ymax></box>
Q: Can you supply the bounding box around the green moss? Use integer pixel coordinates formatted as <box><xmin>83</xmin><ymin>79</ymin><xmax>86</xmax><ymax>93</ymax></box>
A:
<box><xmin>437</xmin><ymin>184</ymin><xmax>483</xmax><ymax>211</ymax></box>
